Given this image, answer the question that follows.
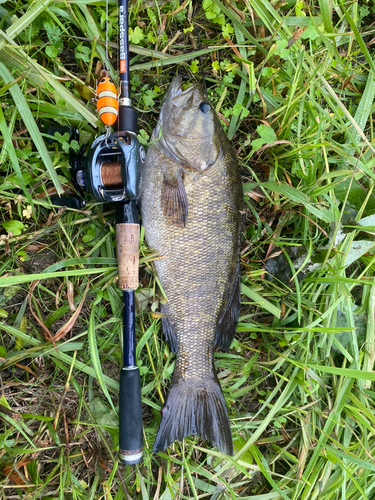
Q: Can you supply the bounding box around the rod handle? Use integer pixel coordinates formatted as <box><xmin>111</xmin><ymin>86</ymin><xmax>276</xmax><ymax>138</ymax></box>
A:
<box><xmin>119</xmin><ymin>367</ymin><xmax>144</xmax><ymax>464</ymax></box>
<box><xmin>116</xmin><ymin>223</ymin><xmax>139</xmax><ymax>290</ymax></box>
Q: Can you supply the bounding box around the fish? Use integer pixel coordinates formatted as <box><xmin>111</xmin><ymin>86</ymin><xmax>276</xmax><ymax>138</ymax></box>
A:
<box><xmin>139</xmin><ymin>76</ymin><xmax>242</xmax><ymax>455</ymax></box>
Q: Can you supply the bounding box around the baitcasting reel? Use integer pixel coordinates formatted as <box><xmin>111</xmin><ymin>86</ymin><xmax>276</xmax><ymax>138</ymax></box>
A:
<box><xmin>70</xmin><ymin>131</ymin><xmax>145</xmax><ymax>203</ymax></box>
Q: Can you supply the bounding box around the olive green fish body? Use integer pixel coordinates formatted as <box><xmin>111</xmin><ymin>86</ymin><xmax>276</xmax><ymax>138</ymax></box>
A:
<box><xmin>140</xmin><ymin>78</ymin><xmax>242</xmax><ymax>454</ymax></box>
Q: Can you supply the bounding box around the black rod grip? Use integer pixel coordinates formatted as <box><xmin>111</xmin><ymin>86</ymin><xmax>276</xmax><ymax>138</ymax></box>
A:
<box><xmin>119</xmin><ymin>367</ymin><xmax>143</xmax><ymax>464</ymax></box>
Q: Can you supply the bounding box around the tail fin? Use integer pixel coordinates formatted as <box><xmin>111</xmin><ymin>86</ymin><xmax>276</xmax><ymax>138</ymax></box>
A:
<box><xmin>153</xmin><ymin>374</ymin><xmax>233</xmax><ymax>455</ymax></box>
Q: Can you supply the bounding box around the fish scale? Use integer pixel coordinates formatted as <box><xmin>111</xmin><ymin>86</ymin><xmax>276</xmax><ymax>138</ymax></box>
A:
<box><xmin>140</xmin><ymin>77</ymin><xmax>242</xmax><ymax>454</ymax></box>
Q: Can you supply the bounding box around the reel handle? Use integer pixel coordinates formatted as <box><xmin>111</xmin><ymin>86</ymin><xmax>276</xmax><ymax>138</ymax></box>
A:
<box><xmin>49</xmin><ymin>195</ymin><xmax>85</xmax><ymax>210</ymax></box>
<box><xmin>44</xmin><ymin>125</ymin><xmax>78</xmax><ymax>144</ymax></box>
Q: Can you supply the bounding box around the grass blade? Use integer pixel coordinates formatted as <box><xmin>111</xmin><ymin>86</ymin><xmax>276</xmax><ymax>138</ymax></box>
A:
<box><xmin>0</xmin><ymin>30</ymin><xmax>98</xmax><ymax>126</ymax></box>
<box><xmin>0</xmin><ymin>103</ymin><xmax>32</xmax><ymax>204</ymax></box>
<box><xmin>0</xmin><ymin>62</ymin><xmax>63</xmax><ymax>194</ymax></box>
<box><xmin>241</xmin><ymin>283</ymin><xmax>281</xmax><ymax>318</ymax></box>
<box><xmin>0</xmin><ymin>268</ymin><xmax>117</xmax><ymax>286</ymax></box>
<box><xmin>88</xmin><ymin>306</ymin><xmax>117</xmax><ymax>413</ymax></box>
<box><xmin>6</xmin><ymin>0</ymin><xmax>53</xmax><ymax>40</ymax></box>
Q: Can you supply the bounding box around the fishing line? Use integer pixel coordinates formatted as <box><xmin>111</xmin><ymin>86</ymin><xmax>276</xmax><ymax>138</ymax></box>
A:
<box><xmin>96</xmin><ymin>0</ymin><xmax>119</xmax><ymax>138</ymax></box>
<box><xmin>197</xmin><ymin>29</ymin><xmax>207</xmax><ymax>98</ymax></box>
<box><xmin>105</xmin><ymin>0</ymin><xmax>109</xmax><ymax>70</ymax></box>
<box><xmin>192</xmin><ymin>6</ymin><xmax>207</xmax><ymax>97</ymax></box>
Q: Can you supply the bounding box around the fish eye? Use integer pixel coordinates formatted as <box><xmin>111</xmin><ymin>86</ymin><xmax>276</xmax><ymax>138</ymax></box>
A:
<box><xmin>100</xmin><ymin>78</ymin><xmax>106</xmax><ymax>83</ymax></box>
<box><xmin>199</xmin><ymin>102</ymin><xmax>210</xmax><ymax>113</ymax></box>
<box><xmin>108</xmin><ymin>78</ymin><xmax>113</xmax><ymax>84</ymax></box>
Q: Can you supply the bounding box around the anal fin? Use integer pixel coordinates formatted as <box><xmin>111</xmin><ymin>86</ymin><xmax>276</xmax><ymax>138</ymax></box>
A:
<box><xmin>160</xmin><ymin>303</ymin><xmax>178</xmax><ymax>354</ymax></box>
<box><xmin>161</xmin><ymin>170</ymin><xmax>188</xmax><ymax>228</ymax></box>
<box><xmin>215</xmin><ymin>274</ymin><xmax>241</xmax><ymax>351</ymax></box>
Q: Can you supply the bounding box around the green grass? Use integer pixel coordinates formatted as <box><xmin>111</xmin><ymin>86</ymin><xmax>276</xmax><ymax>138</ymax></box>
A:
<box><xmin>0</xmin><ymin>0</ymin><xmax>375</xmax><ymax>498</ymax></box>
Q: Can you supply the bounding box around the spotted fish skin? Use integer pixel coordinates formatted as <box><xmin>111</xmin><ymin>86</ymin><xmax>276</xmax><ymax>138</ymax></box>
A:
<box><xmin>140</xmin><ymin>77</ymin><xmax>242</xmax><ymax>455</ymax></box>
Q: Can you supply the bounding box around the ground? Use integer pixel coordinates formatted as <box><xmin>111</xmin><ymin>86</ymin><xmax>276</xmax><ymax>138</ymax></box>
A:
<box><xmin>0</xmin><ymin>0</ymin><xmax>375</xmax><ymax>499</ymax></box>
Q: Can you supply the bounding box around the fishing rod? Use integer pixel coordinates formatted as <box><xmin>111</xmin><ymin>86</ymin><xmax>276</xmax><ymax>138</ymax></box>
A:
<box><xmin>114</xmin><ymin>0</ymin><xmax>144</xmax><ymax>466</ymax></box>
<box><xmin>51</xmin><ymin>0</ymin><xmax>145</xmax><ymax>465</ymax></box>
<box><xmin>114</xmin><ymin>0</ymin><xmax>145</xmax><ymax>465</ymax></box>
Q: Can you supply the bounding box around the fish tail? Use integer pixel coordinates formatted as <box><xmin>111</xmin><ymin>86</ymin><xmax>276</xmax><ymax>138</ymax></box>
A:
<box><xmin>153</xmin><ymin>375</ymin><xmax>233</xmax><ymax>455</ymax></box>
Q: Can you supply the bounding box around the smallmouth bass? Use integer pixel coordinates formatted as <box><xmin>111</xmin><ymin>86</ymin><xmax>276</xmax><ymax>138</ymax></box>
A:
<box><xmin>140</xmin><ymin>77</ymin><xmax>242</xmax><ymax>455</ymax></box>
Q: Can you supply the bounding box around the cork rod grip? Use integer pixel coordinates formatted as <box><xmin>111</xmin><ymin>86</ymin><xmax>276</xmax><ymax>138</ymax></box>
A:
<box><xmin>116</xmin><ymin>223</ymin><xmax>140</xmax><ymax>290</ymax></box>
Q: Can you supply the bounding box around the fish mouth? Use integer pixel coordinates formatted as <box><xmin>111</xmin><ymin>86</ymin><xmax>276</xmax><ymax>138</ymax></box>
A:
<box><xmin>157</xmin><ymin>76</ymin><xmax>183</xmax><ymax>128</ymax></box>
<box><xmin>167</xmin><ymin>76</ymin><xmax>205</xmax><ymax>106</ymax></box>
<box><xmin>168</xmin><ymin>75</ymin><xmax>183</xmax><ymax>99</ymax></box>
<box><xmin>157</xmin><ymin>76</ymin><xmax>206</xmax><ymax>138</ymax></box>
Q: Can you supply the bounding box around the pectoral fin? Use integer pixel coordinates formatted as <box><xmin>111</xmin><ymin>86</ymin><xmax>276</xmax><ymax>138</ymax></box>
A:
<box><xmin>161</xmin><ymin>170</ymin><xmax>188</xmax><ymax>228</ymax></box>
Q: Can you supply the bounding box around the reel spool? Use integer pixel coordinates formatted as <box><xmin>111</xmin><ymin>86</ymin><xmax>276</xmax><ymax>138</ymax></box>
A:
<box><xmin>71</xmin><ymin>132</ymin><xmax>145</xmax><ymax>203</ymax></box>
